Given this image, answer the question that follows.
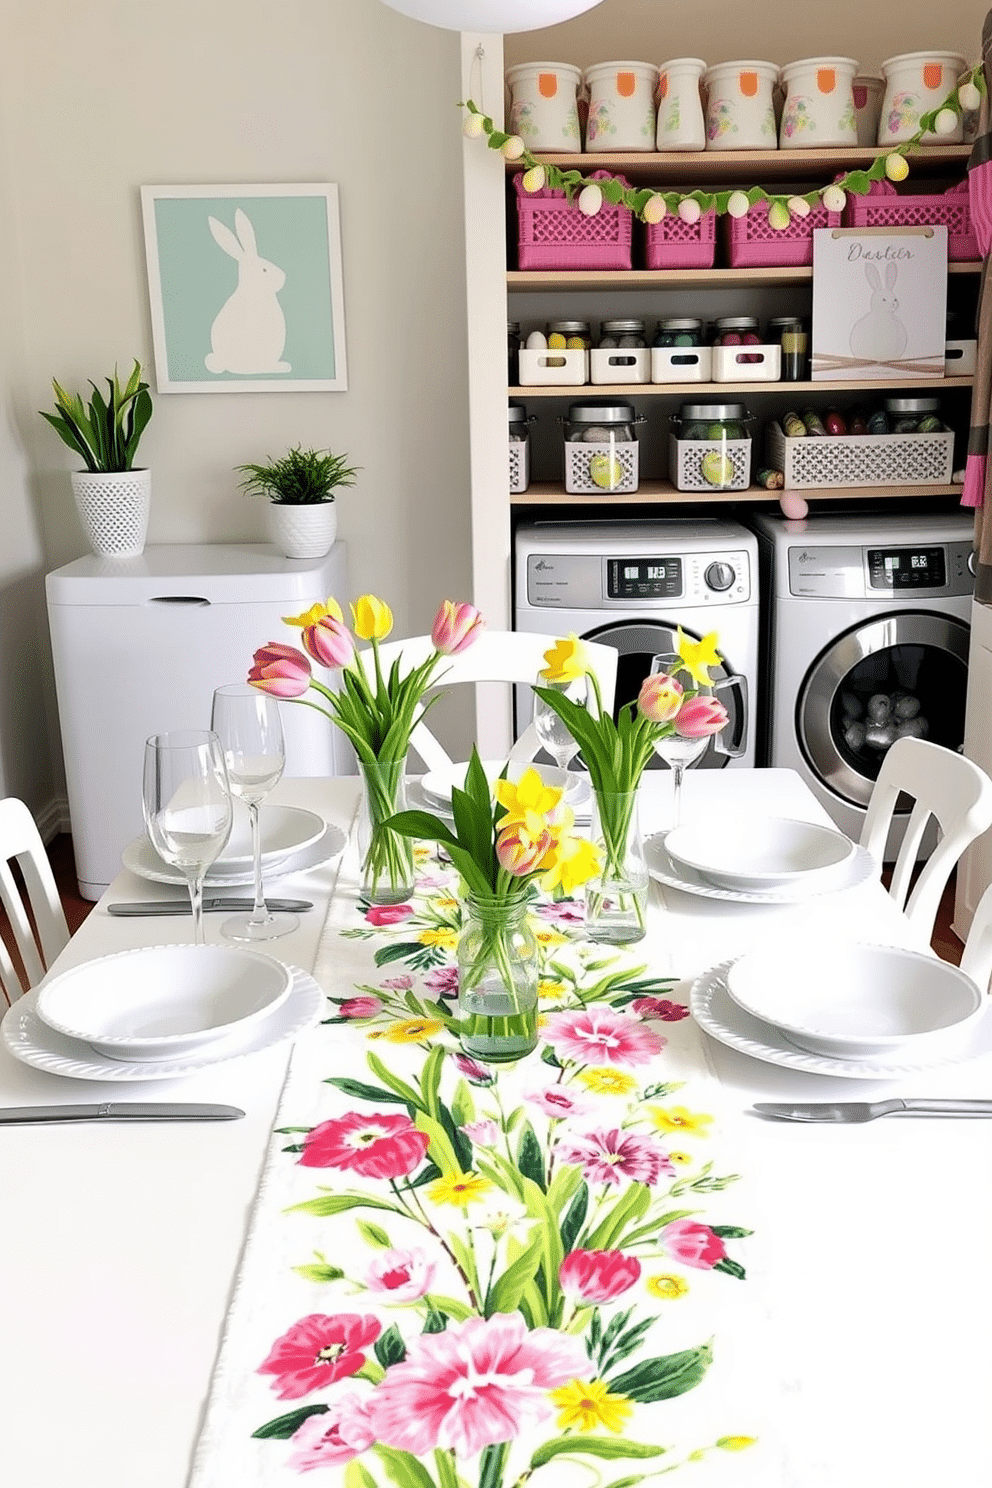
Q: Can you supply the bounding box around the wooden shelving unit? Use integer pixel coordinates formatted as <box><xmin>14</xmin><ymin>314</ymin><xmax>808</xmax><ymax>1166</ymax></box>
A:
<box><xmin>511</xmin><ymin>479</ymin><xmax>964</xmax><ymax>509</ymax></box>
<box><xmin>511</xmin><ymin>374</ymin><xmax>975</xmax><ymax>399</ymax></box>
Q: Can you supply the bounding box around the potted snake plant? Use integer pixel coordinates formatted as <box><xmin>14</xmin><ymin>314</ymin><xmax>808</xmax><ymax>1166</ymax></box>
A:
<box><xmin>238</xmin><ymin>445</ymin><xmax>359</xmax><ymax>559</ymax></box>
<box><xmin>40</xmin><ymin>360</ymin><xmax>153</xmax><ymax>558</ymax></box>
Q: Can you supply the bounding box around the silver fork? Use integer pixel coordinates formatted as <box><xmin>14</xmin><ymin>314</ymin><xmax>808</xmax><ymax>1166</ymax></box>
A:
<box><xmin>753</xmin><ymin>1099</ymin><xmax>992</xmax><ymax>1123</ymax></box>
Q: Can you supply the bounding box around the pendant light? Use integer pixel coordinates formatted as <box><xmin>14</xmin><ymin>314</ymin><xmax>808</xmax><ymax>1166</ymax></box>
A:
<box><xmin>378</xmin><ymin>1</ymin><xmax>604</xmax><ymax>33</ymax></box>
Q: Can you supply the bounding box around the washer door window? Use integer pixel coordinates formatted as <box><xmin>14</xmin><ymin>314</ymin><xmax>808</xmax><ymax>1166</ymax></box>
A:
<box><xmin>584</xmin><ymin>620</ymin><xmax>746</xmax><ymax>770</ymax></box>
<box><xmin>797</xmin><ymin>611</ymin><xmax>969</xmax><ymax>808</ymax></box>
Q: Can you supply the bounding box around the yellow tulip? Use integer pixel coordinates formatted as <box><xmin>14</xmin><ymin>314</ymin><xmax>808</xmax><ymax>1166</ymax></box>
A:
<box><xmin>541</xmin><ymin>634</ymin><xmax>589</xmax><ymax>685</ymax></box>
<box><xmin>676</xmin><ymin>628</ymin><xmax>722</xmax><ymax>687</ymax></box>
<box><xmin>282</xmin><ymin>596</ymin><xmax>344</xmax><ymax>628</ymax></box>
<box><xmin>351</xmin><ymin>594</ymin><xmax>393</xmax><ymax>641</ymax></box>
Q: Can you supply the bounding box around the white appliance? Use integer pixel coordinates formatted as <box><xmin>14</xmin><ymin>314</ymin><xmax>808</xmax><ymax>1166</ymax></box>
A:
<box><xmin>752</xmin><ymin>511</ymin><xmax>974</xmax><ymax>842</ymax></box>
<box><xmin>513</xmin><ymin>519</ymin><xmax>760</xmax><ymax>768</ymax></box>
<box><xmin>46</xmin><ymin>542</ymin><xmax>354</xmax><ymax>899</ymax></box>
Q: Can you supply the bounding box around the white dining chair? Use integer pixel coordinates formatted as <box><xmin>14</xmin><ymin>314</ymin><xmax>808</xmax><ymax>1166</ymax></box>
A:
<box><xmin>0</xmin><ymin>797</ymin><xmax>69</xmax><ymax>1004</ymax></box>
<box><xmin>358</xmin><ymin>629</ymin><xmax>618</xmax><ymax>773</ymax></box>
<box><xmin>859</xmin><ymin>736</ymin><xmax>992</xmax><ymax>943</ymax></box>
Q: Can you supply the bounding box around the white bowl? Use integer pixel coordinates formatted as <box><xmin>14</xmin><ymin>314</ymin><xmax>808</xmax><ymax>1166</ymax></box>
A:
<box><xmin>36</xmin><ymin>945</ymin><xmax>293</xmax><ymax>1061</ymax></box>
<box><xmin>208</xmin><ymin>804</ymin><xmax>325</xmax><ymax>874</ymax></box>
<box><xmin>665</xmin><ymin>816</ymin><xmax>855</xmax><ymax>891</ymax></box>
<box><xmin>725</xmin><ymin>941</ymin><xmax>986</xmax><ymax>1060</ymax></box>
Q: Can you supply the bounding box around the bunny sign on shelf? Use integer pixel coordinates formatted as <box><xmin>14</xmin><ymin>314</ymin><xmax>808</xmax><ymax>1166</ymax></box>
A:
<box><xmin>140</xmin><ymin>183</ymin><xmax>348</xmax><ymax>393</ymax></box>
<box><xmin>810</xmin><ymin>224</ymin><xmax>947</xmax><ymax>380</ymax></box>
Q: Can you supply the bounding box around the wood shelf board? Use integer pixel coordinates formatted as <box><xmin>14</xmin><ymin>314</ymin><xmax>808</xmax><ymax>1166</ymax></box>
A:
<box><xmin>510</xmin><ymin>376</ymin><xmax>975</xmax><ymax>398</ymax></box>
<box><xmin>511</xmin><ymin>480</ymin><xmax>964</xmax><ymax>507</ymax></box>
<box><xmin>507</xmin><ymin>144</ymin><xmax>971</xmax><ymax>186</ymax></box>
<box><xmin>508</xmin><ymin>261</ymin><xmax>980</xmax><ymax>292</ymax></box>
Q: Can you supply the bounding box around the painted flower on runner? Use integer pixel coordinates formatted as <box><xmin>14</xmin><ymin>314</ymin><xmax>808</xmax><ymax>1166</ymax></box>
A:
<box><xmin>368</xmin><ymin>1314</ymin><xmax>591</xmax><ymax>1457</ymax></box>
<box><xmin>632</xmin><ymin>996</ymin><xmax>690</xmax><ymax>1022</ymax></box>
<box><xmin>524</xmin><ymin>1084</ymin><xmax>594</xmax><ymax>1120</ymax></box>
<box><xmin>544</xmin><ymin>1006</ymin><xmax>666</xmax><ymax>1068</ymax></box>
<box><xmin>660</xmin><ymin>1219</ymin><xmax>728</xmax><ymax>1270</ymax></box>
<box><xmin>258</xmin><ymin>1313</ymin><xmax>381</xmax><ymax>1399</ymax></box>
<box><xmin>550</xmin><ymin>1378</ymin><xmax>635</xmax><ymax>1434</ymax></box>
<box><xmin>556</xmin><ymin>1127</ymin><xmax>675</xmax><ymax>1187</ymax></box>
<box><xmin>559</xmin><ymin>1248</ymin><xmax>642</xmax><ymax>1303</ymax></box>
<box><xmin>339</xmin><ymin>995</ymin><xmax>383</xmax><ymax>1020</ymax></box>
<box><xmin>299</xmin><ymin>1112</ymin><xmax>429</xmax><ymax>1179</ymax></box>
<box><xmin>365</xmin><ymin>1248</ymin><xmax>437</xmax><ymax>1303</ymax></box>
<box><xmin>365</xmin><ymin>904</ymin><xmax>414</xmax><ymax>927</ymax></box>
<box><xmin>286</xmin><ymin>1392</ymin><xmax>376</xmax><ymax>1469</ymax></box>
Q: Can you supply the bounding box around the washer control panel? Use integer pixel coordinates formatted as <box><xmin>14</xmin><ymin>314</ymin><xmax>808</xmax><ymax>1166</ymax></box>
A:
<box><xmin>788</xmin><ymin>541</ymin><xmax>974</xmax><ymax>599</ymax></box>
<box><xmin>526</xmin><ymin>549</ymin><xmax>752</xmax><ymax>609</ymax></box>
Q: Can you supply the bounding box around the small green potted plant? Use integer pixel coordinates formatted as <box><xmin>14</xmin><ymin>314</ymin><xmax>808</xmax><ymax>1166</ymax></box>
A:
<box><xmin>40</xmin><ymin>360</ymin><xmax>154</xmax><ymax>558</ymax></box>
<box><xmin>238</xmin><ymin>445</ymin><xmax>359</xmax><ymax>559</ymax></box>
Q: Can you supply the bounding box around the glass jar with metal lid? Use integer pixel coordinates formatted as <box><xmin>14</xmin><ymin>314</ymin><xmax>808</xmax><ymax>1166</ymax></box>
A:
<box><xmin>563</xmin><ymin>399</ymin><xmax>643</xmax><ymax>494</ymax></box>
<box><xmin>712</xmin><ymin>315</ymin><xmax>761</xmax><ymax>347</ymax></box>
<box><xmin>598</xmin><ymin>319</ymin><xmax>647</xmax><ymax>349</ymax></box>
<box><xmin>884</xmin><ymin>394</ymin><xmax>944</xmax><ymax>432</ymax></box>
<box><xmin>548</xmin><ymin>319</ymin><xmax>592</xmax><ymax>350</ymax></box>
<box><xmin>565</xmin><ymin>399</ymin><xmax>638</xmax><ymax>443</ymax></box>
<box><xmin>673</xmin><ymin>401</ymin><xmax>751</xmax><ymax>440</ymax></box>
<box><xmin>670</xmin><ymin>401</ymin><xmax>754</xmax><ymax>491</ymax></box>
<box><xmin>653</xmin><ymin>317</ymin><xmax>702</xmax><ymax>348</ymax></box>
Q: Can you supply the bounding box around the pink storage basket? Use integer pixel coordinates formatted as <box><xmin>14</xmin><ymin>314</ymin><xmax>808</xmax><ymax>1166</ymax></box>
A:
<box><xmin>724</xmin><ymin>199</ymin><xmax>842</xmax><ymax>268</ymax></box>
<box><xmin>514</xmin><ymin>170</ymin><xmax>633</xmax><ymax>271</ymax></box>
<box><xmin>644</xmin><ymin>209</ymin><xmax>716</xmax><ymax>269</ymax></box>
<box><xmin>842</xmin><ymin>179</ymin><xmax>978</xmax><ymax>262</ymax></box>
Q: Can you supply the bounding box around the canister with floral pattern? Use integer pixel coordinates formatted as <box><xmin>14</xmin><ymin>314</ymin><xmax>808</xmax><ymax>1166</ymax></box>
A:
<box><xmin>655</xmin><ymin>58</ymin><xmax>706</xmax><ymax>150</ymax></box>
<box><xmin>584</xmin><ymin>61</ymin><xmax>658</xmax><ymax>151</ymax></box>
<box><xmin>879</xmin><ymin>51</ymin><xmax>967</xmax><ymax>143</ymax></box>
<box><xmin>853</xmin><ymin>75</ymin><xmax>884</xmax><ymax>145</ymax></box>
<box><xmin>506</xmin><ymin>62</ymin><xmax>582</xmax><ymax>150</ymax></box>
<box><xmin>703</xmin><ymin>60</ymin><xmax>779</xmax><ymax>149</ymax></box>
<box><xmin>779</xmin><ymin>57</ymin><xmax>858</xmax><ymax>148</ymax></box>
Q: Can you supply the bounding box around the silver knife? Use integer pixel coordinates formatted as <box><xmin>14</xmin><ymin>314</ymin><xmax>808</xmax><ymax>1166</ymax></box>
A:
<box><xmin>753</xmin><ymin>1099</ymin><xmax>992</xmax><ymax>1124</ymax></box>
<box><xmin>0</xmin><ymin>1103</ymin><xmax>245</xmax><ymax>1124</ymax></box>
<box><xmin>108</xmin><ymin>898</ymin><xmax>312</xmax><ymax>916</ymax></box>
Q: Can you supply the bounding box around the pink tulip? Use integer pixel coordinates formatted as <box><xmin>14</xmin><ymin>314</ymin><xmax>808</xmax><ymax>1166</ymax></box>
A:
<box><xmin>431</xmin><ymin>600</ymin><xmax>485</xmax><ymax>656</ymax></box>
<box><xmin>659</xmin><ymin>1219</ymin><xmax>726</xmax><ymax>1270</ymax></box>
<box><xmin>559</xmin><ymin>1248</ymin><xmax>642</xmax><ymax>1303</ymax></box>
<box><xmin>248</xmin><ymin>642</ymin><xmax>312</xmax><ymax>698</ymax></box>
<box><xmin>302</xmin><ymin>615</ymin><xmax>355</xmax><ymax>669</ymax></box>
<box><xmin>674</xmin><ymin>695</ymin><xmax>729</xmax><ymax>739</ymax></box>
<box><xmin>637</xmin><ymin>672</ymin><xmax>684</xmax><ymax>725</ymax></box>
<box><xmin>496</xmin><ymin>822</ymin><xmax>551</xmax><ymax>876</ymax></box>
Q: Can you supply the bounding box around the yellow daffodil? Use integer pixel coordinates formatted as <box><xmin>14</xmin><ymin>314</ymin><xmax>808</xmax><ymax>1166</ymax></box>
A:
<box><xmin>426</xmin><ymin>1171</ymin><xmax>492</xmax><ymax>1207</ymax></box>
<box><xmin>538</xmin><ymin>978</ymin><xmax>568</xmax><ymax>1001</ymax></box>
<box><xmin>646</xmin><ymin>1273</ymin><xmax>690</xmax><ymax>1300</ymax></box>
<box><xmin>676</xmin><ymin>627</ymin><xmax>722</xmax><ymax>687</ymax></box>
<box><xmin>351</xmin><ymin>594</ymin><xmax>393</xmax><ymax>641</ymax></box>
<box><xmin>538</xmin><ymin>832</ymin><xmax>601</xmax><ymax>897</ymax></box>
<box><xmin>550</xmin><ymin>1378</ymin><xmax>634</xmax><ymax>1434</ymax></box>
<box><xmin>540</xmin><ymin>634</ymin><xmax>590</xmax><ymax>685</ymax></box>
<box><xmin>383</xmin><ymin>1018</ymin><xmax>445</xmax><ymax>1043</ymax></box>
<box><xmin>578</xmin><ymin>1066</ymin><xmax>638</xmax><ymax>1096</ymax></box>
<box><xmin>282</xmin><ymin>596</ymin><xmax>344</xmax><ymax>627</ymax></box>
<box><xmin>534</xmin><ymin>928</ymin><xmax>568</xmax><ymax>948</ymax></box>
<box><xmin>494</xmin><ymin>768</ymin><xmax>564</xmax><ymax>835</ymax></box>
<box><xmin>649</xmin><ymin>1104</ymin><xmax>713</xmax><ymax>1137</ymax></box>
<box><xmin>418</xmin><ymin>928</ymin><xmax>457</xmax><ymax>951</ymax></box>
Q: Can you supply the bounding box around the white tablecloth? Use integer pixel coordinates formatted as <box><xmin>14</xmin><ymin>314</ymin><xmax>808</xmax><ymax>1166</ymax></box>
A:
<box><xmin>1</xmin><ymin>770</ymin><xmax>990</xmax><ymax>1488</ymax></box>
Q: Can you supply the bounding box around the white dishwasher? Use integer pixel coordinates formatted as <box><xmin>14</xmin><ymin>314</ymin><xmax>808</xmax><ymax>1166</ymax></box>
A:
<box><xmin>46</xmin><ymin>542</ymin><xmax>354</xmax><ymax>899</ymax></box>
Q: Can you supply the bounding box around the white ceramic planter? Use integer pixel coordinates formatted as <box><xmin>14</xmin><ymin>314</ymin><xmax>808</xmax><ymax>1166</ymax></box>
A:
<box><xmin>584</xmin><ymin>60</ymin><xmax>658</xmax><ymax>151</ymax></box>
<box><xmin>779</xmin><ymin>56</ymin><xmax>858</xmax><ymax>148</ymax></box>
<box><xmin>703</xmin><ymin>60</ymin><xmax>779</xmax><ymax>149</ymax></box>
<box><xmin>506</xmin><ymin>61</ymin><xmax>582</xmax><ymax>149</ymax></box>
<box><xmin>70</xmin><ymin>468</ymin><xmax>150</xmax><ymax>558</ymax></box>
<box><xmin>268</xmin><ymin>502</ymin><xmax>338</xmax><ymax>559</ymax></box>
<box><xmin>879</xmin><ymin>51</ymin><xmax>967</xmax><ymax>143</ymax></box>
<box><xmin>655</xmin><ymin>58</ymin><xmax>706</xmax><ymax>150</ymax></box>
<box><xmin>853</xmin><ymin>75</ymin><xmax>884</xmax><ymax>146</ymax></box>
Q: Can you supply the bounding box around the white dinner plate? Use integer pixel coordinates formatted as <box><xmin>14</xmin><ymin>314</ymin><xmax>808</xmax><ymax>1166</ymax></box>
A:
<box><xmin>689</xmin><ymin>959</ymin><xmax>992</xmax><ymax>1079</ymax></box>
<box><xmin>420</xmin><ymin>760</ymin><xmax>585</xmax><ymax>808</ymax></box>
<box><xmin>134</xmin><ymin>804</ymin><xmax>324</xmax><ymax>879</ymax></box>
<box><xmin>1</xmin><ymin>964</ymin><xmax>324</xmax><ymax>1081</ymax></box>
<box><xmin>644</xmin><ymin>834</ymin><xmax>876</xmax><ymax>905</ymax></box>
<box><xmin>123</xmin><ymin>818</ymin><xmax>346</xmax><ymax>888</ymax></box>
<box><xmin>665</xmin><ymin>816</ymin><xmax>855</xmax><ymax>892</ymax></box>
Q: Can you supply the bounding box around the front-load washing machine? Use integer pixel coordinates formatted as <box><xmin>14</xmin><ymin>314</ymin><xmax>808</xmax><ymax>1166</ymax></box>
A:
<box><xmin>752</xmin><ymin>511</ymin><xmax>974</xmax><ymax>840</ymax></box>
<box><xmin>514</xmin><ymin>519</ymin><xmax>760</xmax><ymax>768</ymax></box>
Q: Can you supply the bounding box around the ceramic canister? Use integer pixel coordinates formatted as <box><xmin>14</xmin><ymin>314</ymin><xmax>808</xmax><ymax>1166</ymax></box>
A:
<box><xmin>879</xmin><ymin>51</ymin><xmax>967</xmax><ymax>143</ymax></box>
<box><xmin>584</xmin><ymin>60</ymin><xmax>658</xmax><ymax>151</ymax></box>
<box><xmin>703</xmin><ymin>60</ymin><xmax>779</xmax><ymax>149</ymax></box>
<box><xmin>506</xmin><ymin>62</ymin><xmax>583</xmax><ymax>150</ymax></box>
<box><xmin>853</xmin><ymin>75</ymin><xmax>884</xmax><ymax>146</ymax></box>
<box><xmin>655</xmin><ymin>58</ymin><xmax>707</xmax><ymax>150</ymax></box>
<box><xmin>779</xmin><ymin>57</ymin><xmax>858</xmax><ymax>148</ymax></box>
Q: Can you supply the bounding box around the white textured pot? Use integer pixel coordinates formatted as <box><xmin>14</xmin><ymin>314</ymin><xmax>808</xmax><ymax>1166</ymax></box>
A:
<box><xmin>268</xmin><ymin>501</ymin><xmax>338</xmax><ymax>559</ymax></box>
<box><xmin>70</xmin><ymin>468</ymin><xmax>150</xmax><ymax>558</ymax></box>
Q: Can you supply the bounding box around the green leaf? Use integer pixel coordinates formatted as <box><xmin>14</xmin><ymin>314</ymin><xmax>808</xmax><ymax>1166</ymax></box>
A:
<box><xmin>357</xmin><ymin>1220</ymin><xmax>392</xmax><ymax>1248</ymax></box>
<box><xmin>326</xmin><ymin>1076</ymin><xmax>409</xmax><ymax>1106</ymax></box>
<box><xmin>530</xmin><ymin>1437</ymin><xmax>667</xmax><ymax>1468</ymax></box>
<box><xmin>584</xmin><ymin>1181</ymin><xmax>651</xmax><ymax>1251</ymax></box>
<box><xmin>844</xmin><ymin>169</ymin><xmax>871</xmax><ymax>196</ymax></box>
<box><xmin>546</xmin><ymin>1159</ymin><xmax>582</xmax><ymax>1216</ymax></box>
<box><xmin>345</xmin><ymin>1460</ymin><xmax>380</xmax><ymax>1488</ymax></box>
<box><xmin>479</xmin><ymin>1442</ymin><xmax>509</xmax><ymax>1488</ymax></box>
<box><xmin>488</xmin><ymin>1231</ymin><xmax>544</xmax><ymax>1315</ymax></box>
<box><xmin>374</xmin><ymin>1323</ymin><xmax>408</xmax><ymax>1368</ymax></box>
<box><xmin>710</xmin><ymin>1224</ymin><xmax>753</xmax><ymax>1239</ymax></box>
<box><xmin>292</xmin><ymin>1262</ymin><xmax>345</xmax><ymax>1282</ymax></box>
<box><xmin>714</xmin><ymin>1257</ymin><xmax>746</xmax><ymax>1279</ymax></box>
<box><xmin>423</xmin><ymin>1306</ymin><xmax>448</xmax><ymax>1333</ymax></box>
<box><xmin>425</xmin><ymin>1293</ymin><xmax>474</xmax><ymax>1322</ymax></box>
<box><xmin>288</xmin><ymin>1193</ymin><xmax>397</xmax><ymax>1217</ymax></box>
<box><xmin>252</xmin><ymin>1403</ymin><xmax>328</xmax><ymax>1439</ymax></box>
<box><xmin>373</xmin><ymin>1445</ymin><xmax>440</xmax><ymax>1488</ymax></box>
<box><xmin>516</xmin><ymin>1123</ymin><xmax>546</xmax><ymax>1190</ymax></box>
<box><xmin>450</xmin><ymin>1078</ymin><xmax>476</xmax><ymax>1129</ymax></box>
<box><xmin>413</xmin><ymin>1110</ymin><xmax>461</xmax><ymax>1176</ymax></box>
<box><xmin>609</xmin><ymin>1342</ymin><xmax>713</xmax><ymax>1402</ymax></box>
<box><xmin>560</xmin><ymin>1181</ymin><xmax>589</xmax><ymax>1254</ymax></box>
<box><xmin>367</xmin><ymin>1052</ymin><xmax>426</xmax><ymax>1109</ymax></box>
<box><xmin>434</xmin><ymin>1448</ymin><xmax>459</xmax><ymax>1488</ymax></box>
<box><xmin>419</xmin><ymin>1043</ymin><xmax>446</xmax><ymax>1118</ymax></box>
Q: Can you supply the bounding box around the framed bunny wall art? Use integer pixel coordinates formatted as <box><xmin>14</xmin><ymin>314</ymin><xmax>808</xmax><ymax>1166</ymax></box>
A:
<box><xmin>140</xmin><ymin>183</ymin><xmax>348</xmax><ymax>392</ymax></box>
<box><xmin>810</xmin><ymin>224</ymin><xmax>947</xmax><ymax>381</ymax></box>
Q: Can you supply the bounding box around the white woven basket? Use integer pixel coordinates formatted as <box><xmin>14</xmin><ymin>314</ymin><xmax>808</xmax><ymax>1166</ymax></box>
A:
<box><xmin>766</xmin><ymin>423</ymin><xmax>955</xmax><ymax>490</ymax></box>
<box><xmin>70</xmin><ymin>469</ymin><xmax>150</xmax><ymax>558</ymax></box>
<box><xmin>668</xmin><ymin>435</ymin><xmax>752</xmax><ymax>492</ymax></box>
<box><xmin>509</xmin><ymin>438</ymin><xmax>530</xmax><ymax>494</ymax></box>
<box><xmin>564</xmin><ymin>440</ymin><xmax>639</xmax><ymax>494</ymax></box>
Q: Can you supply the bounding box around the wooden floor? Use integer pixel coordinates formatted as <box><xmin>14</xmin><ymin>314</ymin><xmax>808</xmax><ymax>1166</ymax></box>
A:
<box><xmin>45</xmin><ymin>832</ymin><xmax>966</xmax><ymax>967</ymax></box>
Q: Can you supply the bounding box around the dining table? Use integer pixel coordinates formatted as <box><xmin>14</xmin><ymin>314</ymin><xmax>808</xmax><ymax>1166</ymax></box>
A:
<box><xmin>1</xmin><ymin>766</ymin><xmax>990</xmax><ymax>1488</ymax></box>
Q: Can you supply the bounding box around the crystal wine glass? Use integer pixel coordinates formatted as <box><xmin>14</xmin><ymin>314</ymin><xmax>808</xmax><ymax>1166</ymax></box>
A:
<box><xmin>650</xmin><ymin>652</ymin><xmax>716</xmax><ymax>831</ymax></box>
<box><xmin>532</xmin><ymin>674</ymin><xmax>587</xmax><ymax>789</ymax></box>
<box><xmin>211</xmin><ymin>684</ymin><xmax>299</xmax><ymax>941</ymax></box>
<box><xmin>142</xmin><ymin>730</ymin><xmax>234</xmax><ymax>946</ymax></box>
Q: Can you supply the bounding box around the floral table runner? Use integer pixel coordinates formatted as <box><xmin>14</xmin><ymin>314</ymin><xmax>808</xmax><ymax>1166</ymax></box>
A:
<box><xmin>189</xmin><ymin>832</ymin><xmax>767</xmax><ymax>1488</ymax></box>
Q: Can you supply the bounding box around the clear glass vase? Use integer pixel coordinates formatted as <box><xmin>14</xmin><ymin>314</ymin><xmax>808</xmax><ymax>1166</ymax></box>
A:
<box><xmin>357</xmin><ymin>756</ymin><xmax>416</xmax><ymax>906</ymax></box>
<box><xmin>585</xmin><ymin>788</ymin><xmax>649</xmax><ymax>944</ymax></box>
<box><xmin>457</xmin><ymin>893</ymin><xmax>539</xmax><ymax>1064</ymax></box>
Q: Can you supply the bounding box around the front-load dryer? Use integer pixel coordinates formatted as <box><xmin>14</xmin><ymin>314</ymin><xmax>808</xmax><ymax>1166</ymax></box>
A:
<box><xmin>514</xmin><ymin>519</ymin><xmax>760</xmax><ymax>768</ymax></box>
<box><xmin>752</xmin><ymin>510</ymin><xmax>974</xmax><ymax>840</ymax></box>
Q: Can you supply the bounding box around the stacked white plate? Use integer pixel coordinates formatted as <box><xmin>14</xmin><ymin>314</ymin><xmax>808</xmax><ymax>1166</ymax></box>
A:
<box><xmin>123</xmin><ymin>804</ymin><xmax>344</xmax><ymax>888</ymax></box>
<box><xmin>2</xmin><ymin>945</ymin><xmax>325</xmax><ymax>1082</ymax></box>
<box><xmin>647</xmin><ymin>816</ymin><xmax>873</xmax><ymax>904</ymax></box>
